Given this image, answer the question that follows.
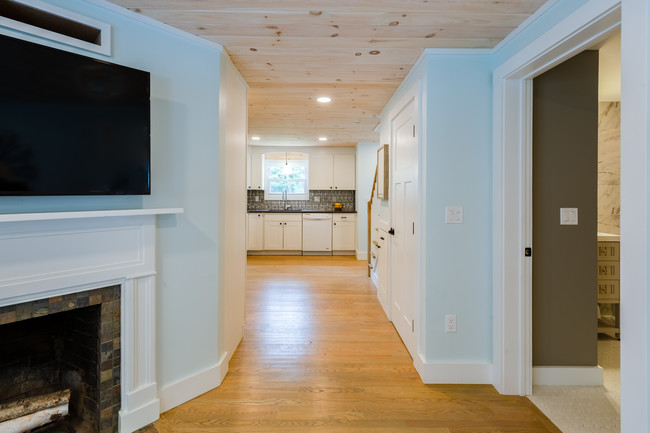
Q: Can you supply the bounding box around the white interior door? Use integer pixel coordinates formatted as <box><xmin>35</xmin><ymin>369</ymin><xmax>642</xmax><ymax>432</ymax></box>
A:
<box><xmin>390</xmin><ymin>97</ymin><xmax>418</xmax><ymax>357</ymax></box>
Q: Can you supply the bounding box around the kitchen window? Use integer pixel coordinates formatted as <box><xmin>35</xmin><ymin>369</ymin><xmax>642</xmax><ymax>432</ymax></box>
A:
<box><xmin>264</xmin><ymin>154</ymin><xmax>309</xmax><ymax>200</ymax></box>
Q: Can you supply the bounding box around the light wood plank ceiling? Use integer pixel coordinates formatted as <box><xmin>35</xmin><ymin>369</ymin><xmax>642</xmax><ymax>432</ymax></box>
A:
<box><xmin>110</xmin><ymin>1</ymin><xmax>547</xmax><ymax>147</ymax></box>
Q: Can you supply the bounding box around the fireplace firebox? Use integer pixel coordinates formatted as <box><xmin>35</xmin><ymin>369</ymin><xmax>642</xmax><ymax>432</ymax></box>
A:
<box><xmin>0</xmin><ymin>286</ymin><xmax>121</xmax><ymax>433</ymax></box>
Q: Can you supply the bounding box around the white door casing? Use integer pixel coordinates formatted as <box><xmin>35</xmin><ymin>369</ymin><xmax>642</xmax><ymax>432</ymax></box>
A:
<box><xmin>492</xmin><ymin>0</ymin><xmax>621</xmax><ymax>396</ymax></box>
<box><xmin>390</xmin><ymin>96</ymin><xmax>419</xmax><ymax>358</ymax></box>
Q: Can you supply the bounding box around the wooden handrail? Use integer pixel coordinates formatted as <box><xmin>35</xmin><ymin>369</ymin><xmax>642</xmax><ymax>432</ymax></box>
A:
<box><xmin>367</xmin><ymin>168</ymin><xmax>378</xmax><ymax>277</ymax></box>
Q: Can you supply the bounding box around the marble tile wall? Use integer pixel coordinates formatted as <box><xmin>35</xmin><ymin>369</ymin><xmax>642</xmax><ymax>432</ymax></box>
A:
<box><xmin>598</xmin><ymin>101</ymin><xmax>620</xmax><ymax>235</ymax></box>
<box><xmin>247</xmin><ymin>189</ymin><xmax>355</xmax><ymax>212</ymax></box>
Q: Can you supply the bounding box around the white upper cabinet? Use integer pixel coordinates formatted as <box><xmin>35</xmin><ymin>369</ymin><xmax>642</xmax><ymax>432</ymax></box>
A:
<box><xmin>333</xmin><ymin>154</ymin><xmax>356</xmax><ymax>190</ymax></box>
<box><xmin>249</xmin><ymin>147</ymin><xmax>356</xmax><ymax>191</ymax></box>
<box><xmin>247</xmin><ymin>151</ymin><xmax>264</xmax><ymax>190</ymax></box>
<box><xmin>309</xmin><ymin>153</ymin><xmax>355</xmax><ymax>190</ymax></box>
<box><xmin>309</xmin><ymin>154</ymin><xmax>334</xmax><ymax>190</ymax></box>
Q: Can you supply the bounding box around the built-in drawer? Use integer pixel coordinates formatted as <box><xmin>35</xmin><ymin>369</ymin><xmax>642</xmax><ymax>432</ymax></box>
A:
<box><xmin>598</xmin><ymin>280</ymin><xmax>620</xmax><ymax>301</ymax></box>
<box><xmin>598</xmin><ymin>241</ymin><xmax>620</xmax><ymax>261</ymax></box>
<box><xmin>598</xmin><ymin>261</ymin><xmax>620</xmax><ymax>280</ymax></box>
<box><xmin>333</xmin><ymin>213</ymin><xmax>356</xmax><ymax>222</ymax></box>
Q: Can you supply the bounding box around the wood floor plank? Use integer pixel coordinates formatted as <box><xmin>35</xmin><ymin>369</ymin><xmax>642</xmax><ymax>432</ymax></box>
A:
<box><xmin>155</xmin><ymin>256</ymin><xmax>560</xmax><ymax>433</ymax></box>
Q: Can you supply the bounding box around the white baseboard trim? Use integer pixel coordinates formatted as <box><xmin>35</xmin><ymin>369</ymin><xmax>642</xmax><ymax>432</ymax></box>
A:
<box><xmin>533</xmin><ymin>366</ymin><xmax>604</xmax><ymax>386</ymax></box>
<box><xmin>159</xmin><ymin>353</ymin><xmax>229</xmax><ymax>413</ymax></box>
<box><xmin>119</xmin><ymin>396</ymin><xmax>160</xmax><ymax>433</ymax></box>
<box><xmin>370</xmin><ymin>272</ymin><xmax>379</xmax><ymax>289</ymax></box>
<box><xmin>414</xmin><ymin>354</ymin><xmax>492</xmax><ymax>384</ymax></box>
<box><xmin>356</xmin><ymin>250</ymin><xmax>368</xmax><ymax>260</ymax></box>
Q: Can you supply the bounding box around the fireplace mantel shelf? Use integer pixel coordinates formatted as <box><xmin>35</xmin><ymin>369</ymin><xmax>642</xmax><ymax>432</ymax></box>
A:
<box><xmin>0</xmin><ymin>208</ymin><xmax>184</xmax><ymax>223</ymax></box>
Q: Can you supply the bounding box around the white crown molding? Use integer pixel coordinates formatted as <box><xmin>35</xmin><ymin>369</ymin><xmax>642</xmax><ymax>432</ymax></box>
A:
<box><xmin>83</xmin><ymin>0</ymin><xmax>224</xmax><ymax>52</ymax></box>
<box><xmin>492</xmin><ymin>0</ymin><xmax>562</xmax><ymax>54</ymax></box>
<box><xmin>422</xmin><ymin>48</ymin><xmax>493</xmax><ymax>56</ymax></box>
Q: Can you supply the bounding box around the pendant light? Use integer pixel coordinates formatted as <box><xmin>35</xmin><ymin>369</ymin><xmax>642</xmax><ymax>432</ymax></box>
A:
<box><xmin>282</xmin><ymin>151</ymin><xmax>293</xmax><ymax>175</ymax></box>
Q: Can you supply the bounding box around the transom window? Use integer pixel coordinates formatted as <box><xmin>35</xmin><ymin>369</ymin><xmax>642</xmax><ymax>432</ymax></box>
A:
<box><xmin>264</xmin><ymin>153</ymin><xmax>309</xmax><ymax>200</ymax></box>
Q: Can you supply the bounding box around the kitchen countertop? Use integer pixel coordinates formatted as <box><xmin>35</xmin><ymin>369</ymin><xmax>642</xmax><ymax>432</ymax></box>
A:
<box><xmin>247</xmin><ymin>209</ymin><xmax>356</xmax><ymax>214</ymax></box>
<box><xmin>597</xmin><ymin>232</ymin><xmax>620</xmax><ymax>241</ymax></box>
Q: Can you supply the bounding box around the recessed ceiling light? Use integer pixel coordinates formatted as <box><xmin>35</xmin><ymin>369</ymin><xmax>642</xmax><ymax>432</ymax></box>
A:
<box><xmin>319</xmin><ymin>137</ymin><xmax>328</xmax><ymax>141</ymax></box>
<box><xmin>251</xmin><ymin>136</ymin><xmax>261</xmax><ymax>140</ymax></box>
<box><xmin>317</xmin><ymin>97</ymin><xmax>331</xmax><ymax>103</ymax></box>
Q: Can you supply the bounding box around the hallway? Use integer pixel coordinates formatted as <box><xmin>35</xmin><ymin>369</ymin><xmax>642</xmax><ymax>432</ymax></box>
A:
<box><xmin>154</xmin><ymin>256</ymin><xmax>560</xmax><ymax>432</ymax></box>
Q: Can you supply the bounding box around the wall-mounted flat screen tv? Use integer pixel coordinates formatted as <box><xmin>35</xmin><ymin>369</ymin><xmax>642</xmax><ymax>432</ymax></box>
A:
<box><xmin>0</xmin><ymin>34</ymin><xmax>150</xmax><ymax>195</ymax></box>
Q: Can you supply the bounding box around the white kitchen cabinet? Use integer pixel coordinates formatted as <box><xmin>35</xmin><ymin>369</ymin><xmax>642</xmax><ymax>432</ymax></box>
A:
<box><xmin>309</xmin><ymin>154</ymin><xmax>333</xmax><ymax>190</ymax></box>
<box><xmin>247</xmin><ymin>151</ymin><xmax>264</xmax><ymax>190</ymax></box>
<box><xmin>263</xmin><ymin>214</ymin><xmax>302</xmax><ymax>250</ymax></box>
<box><xmin>597</xmin><ymin>237</ymin><xmax>620</xmax><ymax>338</ymax></box>
<box><xmin>263</xmin><ymin>217</ymin><xmax>285</xmax><ymax>250</ymax></box>
<box><xmin>309</xmin><ymin>153</ymin><xmax>355</xmax><ymax>190</ymax></box>
<box><xmin>283</xmin><ymin>220</ymin><xmax>303</xmax><ymax>250</ymax></box>
<box><xmin>247</xmin><ymin>213</ymin><xmax>264</xmax><ymax>250</ymax></box>
<box><xmin>333</xmin><ymin>154</ymin><xmax>356</xmax><ymax>190</ymax></box>
<box><xmin>332</xmin><ymin>213</ymin><xmax>356</xmax><ymax>251</ymax></box>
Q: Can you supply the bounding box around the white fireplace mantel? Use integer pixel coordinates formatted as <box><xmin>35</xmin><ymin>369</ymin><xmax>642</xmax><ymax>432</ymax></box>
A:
<box><xmin>0</xmin><ymin>208</ymin><xmax>182</xmax><ymax>432</ymax></box>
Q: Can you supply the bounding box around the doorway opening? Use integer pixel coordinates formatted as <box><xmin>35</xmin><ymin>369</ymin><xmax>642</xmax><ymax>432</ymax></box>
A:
<box><xmin>491</xmin><ymin>0</ymin><xmax>621</xmax><ymax>398</ymax></box>
<box><xmin>526</xmin><ymin>30</ymin><xmax>621</xmax><ymax>432</ymax></box>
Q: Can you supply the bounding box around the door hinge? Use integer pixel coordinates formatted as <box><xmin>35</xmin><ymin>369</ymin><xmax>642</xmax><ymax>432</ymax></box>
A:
<box><xmin>411</xmin><ymin>319</ymin><xmax>415</xmax><ymax>332</ymax></box>
<box><xmin>412</xmin><ymin>124</ymin><xmax>415</xmax><ymax>137</ymax></box>
<box><xmin>412</xmin><ymin>222</ymin><xmax>414</xmax><ymax>235</ymax></box>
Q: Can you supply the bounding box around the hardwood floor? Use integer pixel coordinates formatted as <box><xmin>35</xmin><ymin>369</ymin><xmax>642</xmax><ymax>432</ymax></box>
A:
<box><xmin>154</xmin><ymin>256</ymin><xmax>559</xmax><ymax>433</ymax></box>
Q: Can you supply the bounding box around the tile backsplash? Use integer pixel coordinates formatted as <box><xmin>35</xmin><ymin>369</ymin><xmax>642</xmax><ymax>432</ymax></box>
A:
<box><xmin>247</xmin><ymin>190</ymin><xmax>355</xmax><ymax>212</ymax></box>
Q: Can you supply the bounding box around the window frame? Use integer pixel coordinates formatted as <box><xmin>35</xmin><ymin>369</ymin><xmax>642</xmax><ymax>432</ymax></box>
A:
<box><xmin>263</xmin><ymin>158</ymin><xmax>309</xmax><ymax>201</ymax></box>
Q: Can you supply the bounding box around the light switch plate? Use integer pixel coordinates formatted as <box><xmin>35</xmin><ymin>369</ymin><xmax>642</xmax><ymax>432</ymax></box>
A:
<box><xmin>445</xmin><ymin>206</ymin><xmax>463</xmax><ymax>224</ymax></box>
<box><xmin>560</xmin><ymin>208</ymin><xmax>578</xmax><ymax>225</ymax></box>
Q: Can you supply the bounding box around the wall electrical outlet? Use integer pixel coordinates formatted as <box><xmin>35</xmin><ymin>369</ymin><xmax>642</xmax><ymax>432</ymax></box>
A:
<box><xmin>445</xmin><ymin>314</ymin><xmax>457</xmax><ymax>333</ymax></box>
<box><xmin>254</xmin><ymin>196</ymin><xmax>260</xmax><ymax>202</ymax></box>
<box><xmin>314</xmin><ymin>196</ymin><xmax>320</xmax><ymax>202</ymax></box>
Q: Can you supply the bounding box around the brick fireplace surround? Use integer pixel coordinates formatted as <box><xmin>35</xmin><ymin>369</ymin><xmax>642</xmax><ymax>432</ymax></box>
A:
<box><xmin>0</xmin><ymin>209</ymin><xmax>182</xmax><ymax>433</ymax></box>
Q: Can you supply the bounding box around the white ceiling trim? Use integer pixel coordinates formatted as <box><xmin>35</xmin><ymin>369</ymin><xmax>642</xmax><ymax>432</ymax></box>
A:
<box><xmin>84</xmin><ymin>0</ymin><xmax>225</xmax><ymax>52</ymax></box>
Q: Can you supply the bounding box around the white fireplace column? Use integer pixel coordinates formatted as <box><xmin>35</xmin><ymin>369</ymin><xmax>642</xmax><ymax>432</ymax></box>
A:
<box><xmin>0</xmin><ymin>208</ymin><xmax>182</xmax><ymax>433</ymax></box>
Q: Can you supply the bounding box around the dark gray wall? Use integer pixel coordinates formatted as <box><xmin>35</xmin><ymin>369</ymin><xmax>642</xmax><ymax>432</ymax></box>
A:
<box><xmin>532</xmin><ymin>50</ymin><xmax>598</xmax><ymax>366</ymax></box>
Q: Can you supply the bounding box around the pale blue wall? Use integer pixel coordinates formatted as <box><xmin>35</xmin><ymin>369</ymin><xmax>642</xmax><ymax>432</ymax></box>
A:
<box><xmin>380</xmin><ymin>54</ymin><xmax>492</xmax><ymax>363</ymax></box>
<box><xmin>0</xmin><ymin>1</ymin><xmax>224</xmax><ymax>389</ymax></box>
<box><xmin>423</xmin><ymin>55</ymin><xmax>493</xmax><ymax>362</ymax></box>
<box><xmin>356</xmin><ymin>142</ymin><xmax>380</xmax><ymax>256</ymax></box>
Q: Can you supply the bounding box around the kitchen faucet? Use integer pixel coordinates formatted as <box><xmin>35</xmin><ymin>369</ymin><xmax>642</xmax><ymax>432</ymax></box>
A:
<box><xmin>283</xmin><ymin>189</ymin><xmax>291</xmax><ymax>210</ymax></box>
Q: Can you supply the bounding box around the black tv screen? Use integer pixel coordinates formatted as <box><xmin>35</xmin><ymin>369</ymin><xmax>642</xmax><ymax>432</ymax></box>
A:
<box><xmin>0</xmin><ymin>34</ymin><xmax>151</xmax><ymax>195</ymax></box>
